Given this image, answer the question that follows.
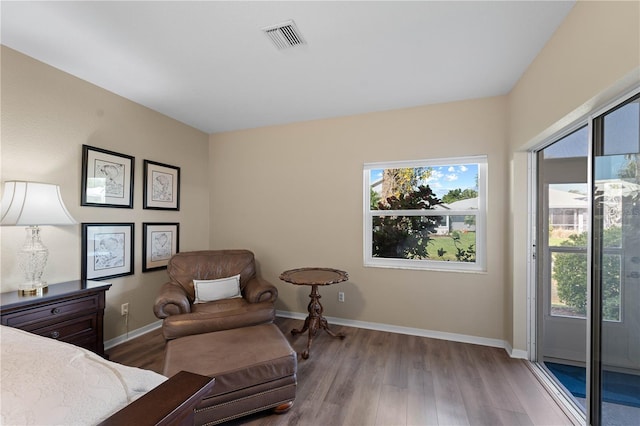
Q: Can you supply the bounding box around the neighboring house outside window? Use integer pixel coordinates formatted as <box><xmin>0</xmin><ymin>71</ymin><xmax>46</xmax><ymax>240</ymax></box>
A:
<box><xmin>548</xmin><ymin>187</ymin><xmax>588</xmax><ymax>233</ymax></box>
<box><xmin>363</xmin><ymin>155</ymin><xmax>487</xmax><ymax>272</ymax></box>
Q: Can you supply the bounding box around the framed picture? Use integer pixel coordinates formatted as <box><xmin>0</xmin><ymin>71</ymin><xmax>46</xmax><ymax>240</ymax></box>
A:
<box><xmin>81</xmin><ymin>145</ymin><xmax>135</xmax><ymax>208</ymax></box>
<box><xmin>142</xmin><ymin>222</ymin><xmax>180</xmax><ymax>272</ymax></box>
<box><xmin>82</xmin><ymin>223</ymin><xmax>134</xmax><ymax>280</ymax></box>
<box><xmin>143</xmin><ymin>160</ymin><xmax>180</xmax><ymax>210</ymax></box>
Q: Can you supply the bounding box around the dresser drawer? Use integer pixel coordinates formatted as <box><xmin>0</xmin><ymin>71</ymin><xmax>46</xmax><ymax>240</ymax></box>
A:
<box><xmin>29</xmin><ymin>313</ymin><xmax>98</xmax><ymax>343</ymax></box>
<box><xmin>0</xmin><ymin>280</ymin><xmax>111</xmax><ymax>357</ymax></box>
<box><xmin>1</xmin><ymin>294</ymin><xmax>100</xmax><ymax>329</ymax></box>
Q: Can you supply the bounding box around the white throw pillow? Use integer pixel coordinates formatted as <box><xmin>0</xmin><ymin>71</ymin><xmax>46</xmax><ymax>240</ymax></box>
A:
<box><xmin>193</xmin><ymin>274</ymin><xmax>242</xmax><ymax>304</ymax></box>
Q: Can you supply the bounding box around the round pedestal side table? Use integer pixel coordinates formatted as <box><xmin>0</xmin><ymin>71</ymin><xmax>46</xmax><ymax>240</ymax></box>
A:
<box><xmin>279</xmin><ymin>267</ymin><xmax>348</xmax><ymax>359</ymax></box>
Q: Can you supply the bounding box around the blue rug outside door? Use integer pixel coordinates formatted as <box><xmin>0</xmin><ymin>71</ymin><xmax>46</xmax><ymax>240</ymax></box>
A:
<box><xmin>545</xmin><ymin>362</ymin><xmax>640</xmax><ymax>408</ymax></box>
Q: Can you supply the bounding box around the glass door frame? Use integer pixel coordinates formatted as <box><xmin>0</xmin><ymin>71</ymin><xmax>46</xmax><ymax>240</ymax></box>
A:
<box><xmin>528</xmin><ymin>120</ymin><xmax>592</xmax><ymax>425</ymax></box>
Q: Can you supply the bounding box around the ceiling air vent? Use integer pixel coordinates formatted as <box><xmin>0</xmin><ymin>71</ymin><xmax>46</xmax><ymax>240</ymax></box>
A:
<box><xmin>262</xmin><ymin>20</ymin><xmax>306</xmax><ymax>50</ymax></box>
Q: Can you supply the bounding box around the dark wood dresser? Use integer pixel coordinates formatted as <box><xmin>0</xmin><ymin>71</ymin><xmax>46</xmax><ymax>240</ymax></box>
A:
<box><xmin>0</xmin><ymin>280</ymin><xmax>111</xmax><ymax>357</ymax></box>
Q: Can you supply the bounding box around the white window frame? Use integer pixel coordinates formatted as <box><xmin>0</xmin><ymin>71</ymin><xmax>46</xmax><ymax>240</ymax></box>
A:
<box><xmin>363</xmin><ymin>155</ymin><xmax>487</xmax><ymax>272</ymax></box>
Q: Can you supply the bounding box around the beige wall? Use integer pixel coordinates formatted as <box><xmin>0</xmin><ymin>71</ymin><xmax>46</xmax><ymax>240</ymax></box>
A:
<box><xmin>0</xmin><ymin>46</ymin><xmax>210</xmax><ymax>340</ymax></box>
<box><xmin>210</xmin><ymin>0</ymin><xmax>640</xmax><ymax>350</ymax></box>
<box><xmin>509</xmin><ymin>0</ymin><xmax>640</xmax><ymax>151</ymax></box>
<box><xmin>507</xmin><ymin>1</ymin><xmax>640</xmax><ymax>351</ymax></box>
<box><xmin>210</xmin><ymin>97</ymin><xmax>509</xmax><ymax>341</ymax></box>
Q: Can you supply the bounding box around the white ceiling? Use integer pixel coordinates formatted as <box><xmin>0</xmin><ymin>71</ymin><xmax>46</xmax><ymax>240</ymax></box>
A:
<box><xmin>1</xmin><ymin>1</ymin><xmax>575</xmax><ymax>134</ymax></box>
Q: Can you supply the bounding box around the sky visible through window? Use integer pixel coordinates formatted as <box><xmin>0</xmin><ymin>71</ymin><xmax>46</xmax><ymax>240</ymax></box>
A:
<box><xmin>371</xmin><ymin>164</ymin><xmax>478</xmax><ymax>199</ymax></box>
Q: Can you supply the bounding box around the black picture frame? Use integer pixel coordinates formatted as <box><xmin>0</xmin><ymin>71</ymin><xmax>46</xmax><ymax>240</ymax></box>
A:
<box><xmin>81</xmin><ymin>145</ymin><xmax>135</xmax><ymax>208</ymax></box>
<box><xmin>143</xmin><ymin>160</ymin><xmax>180</xmax><ymax>210</ymax></box>
<box><xmin>82</xmin><ymin>223</ymin><xmax>134</xmax><ymax>280</ymax></box>
<box><xmin>142</xmin><ymin>222</ymin><xmax>180</xmax><ymax>272</ymax></box>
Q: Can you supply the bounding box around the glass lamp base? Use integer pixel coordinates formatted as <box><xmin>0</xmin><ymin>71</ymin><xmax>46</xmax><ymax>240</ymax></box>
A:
<box><xmin>18</xmin><ymin>282</ymin><xmax>48</xmax><ymax>296</ymax></box>
<box><xmin>17</xmin><ymin>226</ymin><xmax>50</xmax><ymax>296</ymax></box>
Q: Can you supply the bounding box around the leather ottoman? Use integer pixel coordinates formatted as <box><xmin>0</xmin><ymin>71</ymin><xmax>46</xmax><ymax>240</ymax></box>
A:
<box><xmin>163</xmin><ymin>323</ymin><xmax>297</xmax><ymax>425</ymax></box>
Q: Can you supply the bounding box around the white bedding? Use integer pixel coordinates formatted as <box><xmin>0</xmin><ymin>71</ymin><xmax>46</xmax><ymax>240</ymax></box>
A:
<box><xmin>0</xmin><ymin>325</ymin><xmax>167</xmax><ymax>425</ymax></box>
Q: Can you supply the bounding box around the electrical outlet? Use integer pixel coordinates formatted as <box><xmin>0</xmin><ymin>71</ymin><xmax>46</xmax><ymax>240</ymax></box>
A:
<box><xmin>121</xmin><ymin>303</ymin><xmax>129</xmax><ymax>316</ymax></box>
<box><xmin>338</xmin><ymin>291</ymin><xmax>345</xmax><ymax>302</ymax></box>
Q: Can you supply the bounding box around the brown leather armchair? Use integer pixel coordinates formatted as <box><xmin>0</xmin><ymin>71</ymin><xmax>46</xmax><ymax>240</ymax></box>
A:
<box><xmin>153</xmin><ymin>250</ymin><xmax>277</xmax><ymax>340</ymax></box>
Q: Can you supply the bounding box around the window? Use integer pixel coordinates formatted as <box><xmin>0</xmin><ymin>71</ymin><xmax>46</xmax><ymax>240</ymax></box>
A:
<box><xmin>363</xmin><ymin>155</ymin><xmax>487</xmax><ymax>272</ymax></box>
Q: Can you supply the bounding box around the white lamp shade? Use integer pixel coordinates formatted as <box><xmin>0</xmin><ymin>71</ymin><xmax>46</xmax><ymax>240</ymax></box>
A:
<box><xmin>1</xmin><ymin>181</ymin><xmax>77</xmax><ymax>226</ymax></box>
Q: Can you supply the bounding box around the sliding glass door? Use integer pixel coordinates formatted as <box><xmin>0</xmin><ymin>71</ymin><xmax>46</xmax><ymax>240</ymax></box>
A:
<box><xmin>536</xmin><ymin>91</ymin><xmax>640</xmax><ymax>425</ymax></box>
<box><xmin>537</xmin><ymin>126</ymin><xmax>589</xmax><ymax>411</ymax></box>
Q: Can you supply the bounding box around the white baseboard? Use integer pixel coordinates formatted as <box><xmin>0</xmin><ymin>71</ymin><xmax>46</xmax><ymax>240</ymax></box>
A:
<box><xmin>503</xmin><ymin>340</ymin><xmax>529</xmax><ymax>359</ymax></box>
<box><xmin>104</xmin><ymin>319</ymin><xmax>162</xmax><ymax>350</ymax></box>
<box><xmin>277</xmin><ymin>310</ymin><xmax>528</xmax><ymax>359</ymax></box>
<box><xmin>105</xmin><ymin>313</ymin><xmax>530</xmax><ymax>360</ymax></box>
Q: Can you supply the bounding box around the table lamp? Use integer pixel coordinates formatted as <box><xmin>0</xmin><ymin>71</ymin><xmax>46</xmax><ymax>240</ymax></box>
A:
<box><xmin>1</xmin><ymin>181</ymin><xmax>77</xmax><ymax>295</ymax></box>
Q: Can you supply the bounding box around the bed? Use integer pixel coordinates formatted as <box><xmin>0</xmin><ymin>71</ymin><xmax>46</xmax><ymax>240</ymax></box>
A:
<box><xmin>0</xmin><ymin>325</ymin><xmax>214</xmax><ymax>425</ymax></box>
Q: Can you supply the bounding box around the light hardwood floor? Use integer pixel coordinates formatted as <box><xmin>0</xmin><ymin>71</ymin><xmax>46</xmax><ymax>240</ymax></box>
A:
<box><xmin>107</xmin><ymin>317</ymin><xmax>573</xmax><ymax>426</ymax></box>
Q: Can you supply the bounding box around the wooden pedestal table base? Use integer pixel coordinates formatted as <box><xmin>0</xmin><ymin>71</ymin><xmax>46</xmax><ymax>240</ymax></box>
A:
<box><xmin>279</xmin><ymin>267</ymin><xmax>349</xmax><ymax>359</ymax></box>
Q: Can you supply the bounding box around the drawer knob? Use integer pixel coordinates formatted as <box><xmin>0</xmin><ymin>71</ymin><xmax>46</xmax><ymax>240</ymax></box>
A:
<box><xmin>51</xmin><ymin>331</ymin><xmax>60</xmax><ymax>339</ymax></box>
<box><xmin>52</xmin><ymin>308</ymin><xmax>61</xmax><ymax>314</ymax></box>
